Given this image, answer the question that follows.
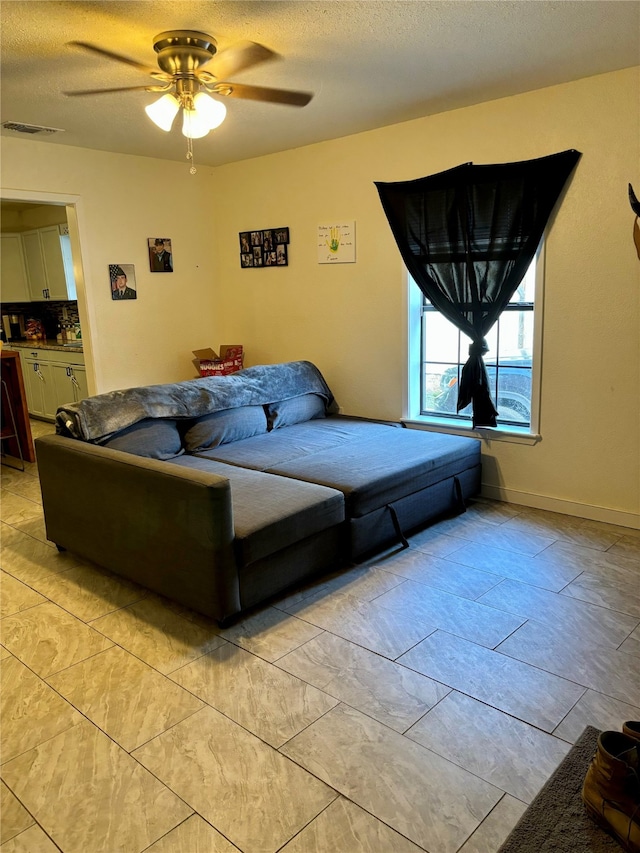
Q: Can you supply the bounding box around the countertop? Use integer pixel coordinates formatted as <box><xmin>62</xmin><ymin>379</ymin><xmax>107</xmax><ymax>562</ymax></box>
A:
<box><xmin>6</xmin><ymin>339</ymin><xmax>84</xmax><ymax>353</ymax></box>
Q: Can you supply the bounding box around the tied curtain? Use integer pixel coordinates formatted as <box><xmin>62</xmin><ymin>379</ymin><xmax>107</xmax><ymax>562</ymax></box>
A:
<box><xmin>375</xmin><ymin>149</ymin><xmax>581</xmax><ymax>427</ymax></box>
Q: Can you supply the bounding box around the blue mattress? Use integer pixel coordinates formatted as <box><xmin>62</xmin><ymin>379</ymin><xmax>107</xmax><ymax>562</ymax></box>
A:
<box><xmin>196</xmin><ymin>417</ymin><xmax>480</xmax><ymax>518</ymax></box>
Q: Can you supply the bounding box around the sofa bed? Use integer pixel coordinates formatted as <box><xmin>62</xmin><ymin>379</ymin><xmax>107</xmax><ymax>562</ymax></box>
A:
<box><xmin>35</xmin><ymin>361</ymin><xmax>481</xmax><ymax>624</ymax></box>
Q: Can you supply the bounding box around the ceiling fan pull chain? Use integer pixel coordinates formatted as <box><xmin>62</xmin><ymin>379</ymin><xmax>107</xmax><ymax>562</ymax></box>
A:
<box><xmin>186</xmin><ymin>136</ymin><xmax>197</xmax><ymax>175</ymax></box>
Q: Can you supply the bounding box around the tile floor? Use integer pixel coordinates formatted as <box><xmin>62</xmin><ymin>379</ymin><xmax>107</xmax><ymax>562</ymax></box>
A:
<box><xmin>1</xmin><ymin>419</ymin><xmax>639</xmax><ymax>853</ymax></box>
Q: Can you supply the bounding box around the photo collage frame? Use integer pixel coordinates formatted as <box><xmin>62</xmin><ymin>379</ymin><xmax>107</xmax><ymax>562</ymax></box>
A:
<box><xmin>239</xmin><ymin>227</ymin><xmax>289</xmax><ymax>268</ymax></box>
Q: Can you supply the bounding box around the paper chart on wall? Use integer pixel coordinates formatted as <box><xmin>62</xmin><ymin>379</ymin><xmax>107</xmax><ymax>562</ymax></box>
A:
<box><xmin>318</xmin><ymin>221</ymin><xmax>356</xmax><ymax>263</ymax></box>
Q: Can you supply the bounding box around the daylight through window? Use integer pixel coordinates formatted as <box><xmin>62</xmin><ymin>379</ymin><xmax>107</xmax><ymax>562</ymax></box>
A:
<box><xmin>419</xmin><ymin>259</ymin><xmax>537</xmax><ymax>428</ymax></box>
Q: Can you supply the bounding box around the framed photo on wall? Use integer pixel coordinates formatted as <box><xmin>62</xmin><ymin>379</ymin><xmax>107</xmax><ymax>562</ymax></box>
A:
<box><xmin>109</xmin><ymin>264</ymin><xmax>137</xmax><ymax>300</ymax></box>
<box><xmin>240</xmin><ymin>226</ymin><xmax>289</xmax><ymax>268</ymax></box>
<box><xmin>148</xmin><ymin>237</ymin><xmax>173</xmax><ymax>272</ymax></box>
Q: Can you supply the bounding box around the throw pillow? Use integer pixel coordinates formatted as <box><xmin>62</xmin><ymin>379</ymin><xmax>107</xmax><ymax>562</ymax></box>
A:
<box><xmin>266</xmin><ymin>393</ymin><xmax>327</xmax><ymax>430</ymax></box>
<box><xmin>182</xmin><ymin>405</ymin><xmax>268</xmax><ymax>452</ymax></box>
<box><xmin>100</xmin><ymin>418</ymin><xmax>184</xmax><ymax>460</ymax></box>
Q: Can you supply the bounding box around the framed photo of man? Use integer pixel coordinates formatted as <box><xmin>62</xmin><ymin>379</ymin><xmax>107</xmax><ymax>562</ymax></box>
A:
<box><xmin>148</xmin><ymin>237</ymin><xmax>173</xmax><ymax>272</ymax></box>
<box><xmin>109</xmin><ymin>264</ymin><xmax>137</xmax><ymax>300</ymax></box>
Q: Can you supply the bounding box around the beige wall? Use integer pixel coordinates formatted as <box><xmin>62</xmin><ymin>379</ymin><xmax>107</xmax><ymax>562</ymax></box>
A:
<box><xmin>1</xmin><ymin>67</ymin><xmax>638</xmax><ymax>525</ymax></box>
<box><xmin>212</xmin><ymin>67</ymin><xmax>640</xmax><ymax>526</ymax></box>
<box><xmin>1</xmin><ymin>142</ymin><xmax>219</xmax><ymax>392</ymax></box>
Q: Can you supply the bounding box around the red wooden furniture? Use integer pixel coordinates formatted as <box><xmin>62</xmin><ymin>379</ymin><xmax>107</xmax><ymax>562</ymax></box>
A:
<box><xmin>1</xmin><ymin>349</ymin><xmax>36</xmax><ymax>465</ymax></box>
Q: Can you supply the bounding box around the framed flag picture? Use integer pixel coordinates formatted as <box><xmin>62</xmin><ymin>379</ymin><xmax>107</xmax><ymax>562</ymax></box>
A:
<box><xmin>109</xmin><ymin>264</ymin><xmax>137</xmax><ymax>300</ymax></box>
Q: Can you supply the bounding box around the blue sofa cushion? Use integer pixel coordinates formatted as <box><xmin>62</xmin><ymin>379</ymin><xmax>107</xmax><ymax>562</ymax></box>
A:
<box><xmin>196</xmin><ymin>418</ymin><xmax>394</xmax><ymax>471</ymax></box>
<box><xmin>99</xmin><ymin>418</ymin><xmax>184</xmax><ymax>460</ymax></box>
<box><xmin>182</xmin><ymin>405</ymin><xmax>268</xmax><ymax>452</ymax></box>
<box><xmin>168</xmin><ymin>455</ymin><xmax>344</xmax><ymax>566</ymax></box>
<box><xmin>266</xmin><ymin>393</ymin><xmax>327</xmax><ymax>430</ymax></box>
<box><xmin>266</xmin><ymin>429</ymin><xmax>481</xmax><ymax>517</ymax></box>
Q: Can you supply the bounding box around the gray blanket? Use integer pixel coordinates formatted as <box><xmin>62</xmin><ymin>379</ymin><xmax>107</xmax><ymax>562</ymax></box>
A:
<box><xmin>56</xmin><ymin>361</ymin><xmax>337</xmax><ymax>442</ymax></box>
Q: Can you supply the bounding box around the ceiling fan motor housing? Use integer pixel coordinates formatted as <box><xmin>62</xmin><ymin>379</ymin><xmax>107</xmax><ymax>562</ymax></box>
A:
<box><xmin>153</xmin><ymin>31</ymin><xmax>217</xmax><ymax>76</ymax></box>
<box><xmin>62</xmin><ymin>30</ymin><xmax>311</xmax><ymax>111</ymax></box>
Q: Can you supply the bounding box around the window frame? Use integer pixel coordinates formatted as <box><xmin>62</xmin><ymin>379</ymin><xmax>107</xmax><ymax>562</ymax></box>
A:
<box><xmin>404</xmin><ymin>242</ymin><xmax>545</xmax><ymax>443</ymax></box>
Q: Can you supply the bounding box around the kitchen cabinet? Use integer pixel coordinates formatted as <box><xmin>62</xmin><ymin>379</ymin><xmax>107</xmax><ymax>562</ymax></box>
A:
<box><xmin>21</xmin><ymin>230</ymin><xmax>48</xmax><ymax>300</ymax></box>
<box><xmin>1</xmin><ymin>234</ymin><xmax>30</xmax><ymax>301</ymax></box>
<box><xmin>50</xmin><ymin>362</ymin><xmax>87</xmax><ymax>407</ymax></box>
<box><xmin>21</xmin><ymin>226</ymin><xmax>75</xmax><ymax>301</ymax></box>
<box><xmin>19</xmin><ymin>347</ymin><xmax>87</xmax><ymax>419</ymax></box>
<box><xmin>21</xmin><ymin>358</ymin><xmax>57</xmax><ymax>418</ymax></box>
<box><xmin>40</xmin><ymin>226</ymin><xmax>70</xmax><ymax>299</ymax></box>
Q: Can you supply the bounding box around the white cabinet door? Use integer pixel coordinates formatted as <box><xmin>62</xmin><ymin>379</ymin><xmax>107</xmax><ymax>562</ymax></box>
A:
<box><xmin>69</xmin><ymin>364</ymin><xmax>88</xmax><ymax>401</ymax></box>
<box><xmin>50</xmin><ymin>363</ymin><xmax>75</xmax><ymax>410</ymax></box>
<box><xmin>0</xmin><ymin>234</ymin><xmax>30</xmax><ymax>301</ymax></box>
<box><xmin>18</xmin><ymin>354</ymin><xmax>36</xmax><ymax>413</ymax></box>
<box><xmin>22</xmin><ymin>231</ymin><xmax>48</xmax><ymax>301</ymax></box>
<box><xmin>39</xmin><ymin>226</ymin><xmax>69</xmax><ymax>299</ymax></box>
<box><xmin>50</xmin><ymin>362</ymin><xmax>87</xmax><ymax>407</ymax></box>
<box><xmin>22</xmin><ymin>358</ymin><xmax>57</xmax><ymax>418</ymax></box>
<box><xmin>21</xmin><ymin>227</ymin><xmax>73</xmax><ymax>301</ymax></box>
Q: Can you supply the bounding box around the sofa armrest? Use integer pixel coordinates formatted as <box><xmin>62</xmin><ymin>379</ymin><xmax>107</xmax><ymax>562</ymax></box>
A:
<box><xmin>35</xmin><ymin>435</ymin><xmax>240</xmax><ymax>622</ymax></box>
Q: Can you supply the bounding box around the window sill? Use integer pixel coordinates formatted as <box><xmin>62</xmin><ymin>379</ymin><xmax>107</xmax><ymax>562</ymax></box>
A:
<box><xmin>402</xmin><ymin>416</ymin><xmax>542</xmax><ymax>445</ymax></box>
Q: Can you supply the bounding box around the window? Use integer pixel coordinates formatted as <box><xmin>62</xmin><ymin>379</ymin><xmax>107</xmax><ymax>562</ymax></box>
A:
<box><xmin>409</xmin><ymin>250</ymin><xmax>542</xmax><ymax>434</ymax></box>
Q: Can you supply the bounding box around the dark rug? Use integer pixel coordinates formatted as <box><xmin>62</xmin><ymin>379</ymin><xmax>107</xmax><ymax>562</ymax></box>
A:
<box><xmin>498</xmin><ymin>725</ymin><xmax>624</xmax><ymax>852</ymax></box>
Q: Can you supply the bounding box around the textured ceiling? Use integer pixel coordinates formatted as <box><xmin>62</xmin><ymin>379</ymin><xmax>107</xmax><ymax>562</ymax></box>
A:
<box><xmin>1</xmin><ymin>1</ymin><xmax>639</xmax><ymax>168</ymax></box>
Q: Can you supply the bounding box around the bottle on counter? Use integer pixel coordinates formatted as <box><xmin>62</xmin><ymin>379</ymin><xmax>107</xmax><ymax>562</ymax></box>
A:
<box><xmin>61</xmin><ymin>323</ymin><xmax>76</xmax><ymax>343</ymax></box>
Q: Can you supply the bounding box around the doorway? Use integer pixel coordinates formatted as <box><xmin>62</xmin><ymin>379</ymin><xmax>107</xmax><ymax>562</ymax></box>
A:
<box><xmin>0</xmin><ymin>190</ymin><xmax>94</xmax><ymax>396</ymax></box>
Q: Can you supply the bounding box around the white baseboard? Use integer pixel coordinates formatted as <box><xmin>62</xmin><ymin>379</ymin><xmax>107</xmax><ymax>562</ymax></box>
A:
<box><xmin>480</xmin><ymin>483</ymin><xmax>640</xmax><ymax>531</ymax></box>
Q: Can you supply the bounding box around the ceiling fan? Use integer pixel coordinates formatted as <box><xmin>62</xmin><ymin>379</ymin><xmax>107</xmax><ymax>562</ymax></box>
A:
<box><xmin>65</xmin><ymin>30</ymin><xmax>313</xmax><ymax>152</ymax></box>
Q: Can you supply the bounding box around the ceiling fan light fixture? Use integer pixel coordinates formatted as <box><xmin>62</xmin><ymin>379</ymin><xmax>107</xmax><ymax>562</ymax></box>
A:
<box><xmin>145</xmin><ymin>93</ymin><xmax>180</xmax><ymax>131</ymax></box>
<box><xmin>193</xmin><ymin>92</ymin><xmax>227</xmax><ymax>130</ymax></box>
<box><xmin>181</xmin><ymin>108</ymin><xmax>210</xmax><ymax>139</ymax></box>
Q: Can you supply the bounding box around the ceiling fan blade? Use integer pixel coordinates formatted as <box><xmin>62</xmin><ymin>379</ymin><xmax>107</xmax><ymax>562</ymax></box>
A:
<box><xmin>64</xmin><ymin>85</ymin><xmax>167</xmax><ymax>96</ymax></box>
<box><xmin>209</xmin><ymin>41</ymin><xmax>277</xmax><ymax>80</ymax></box>
<box><xmin>213</xmin><ymin>82</ymin><xmax>313</xmax><ymax>107</ymax></box>
<box><xmin>68</xmin><ymin>41</ymin><xmax>159</xmax><ymax>76</ymax></box>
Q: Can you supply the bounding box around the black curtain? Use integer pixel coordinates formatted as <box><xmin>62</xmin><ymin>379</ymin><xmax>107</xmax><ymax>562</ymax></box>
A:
<box><xmin>375</xmin><ymin>149</ymin><xmax>581</xmax><ymax>427</ymax></box>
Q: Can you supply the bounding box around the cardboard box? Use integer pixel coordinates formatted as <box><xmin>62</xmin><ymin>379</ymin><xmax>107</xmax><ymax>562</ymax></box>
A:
<box><xmin>193</xmin><ymin>345</ymin><xmax>244</xmax><ymax>377</ymax></box>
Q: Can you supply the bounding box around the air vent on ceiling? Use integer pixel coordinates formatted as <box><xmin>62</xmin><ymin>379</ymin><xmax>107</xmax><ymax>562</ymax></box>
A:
<box><xmin>2</xmin><ymin>121</ymin><xmax>64</xmax><ymax>135</ymax></box>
